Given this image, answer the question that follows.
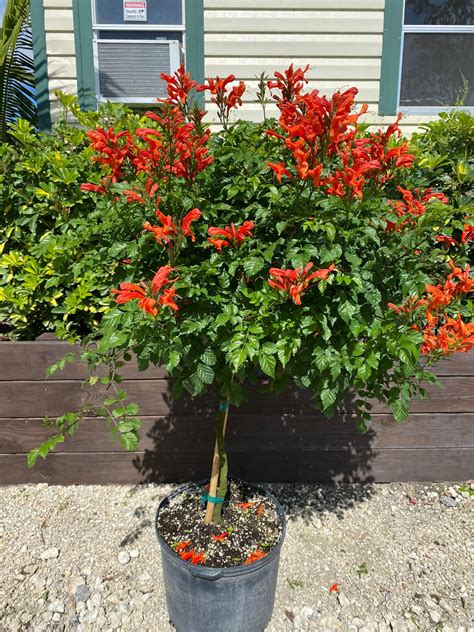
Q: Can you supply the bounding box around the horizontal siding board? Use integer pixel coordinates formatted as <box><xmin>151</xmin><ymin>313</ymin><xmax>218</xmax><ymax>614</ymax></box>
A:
<box><xmin>44</xmin><ymin>9</ymin><xmax>74</xmax><ymax>32</ymax></box>
<box><xmin>204</xmin><ymin>33</ymin><xmax>382</xmax><ymax>58</ymax></box>
<box><xmin>49</xmin><ymin>78</ymin><xmax>78</xmax><ymax>93</ymax></box>
<box><xmin>204</xmin><ymin>10</ymin><xmax>383</xmax><ymax>34</ymax></box>
<box><xmin>0</xmin><ymin>377</ymin><xmax>472</xmax><ymax>417</ymax></box>
<box><xmin>47</xmin><ymin>55</ymin><xmax>76</xmax><ymax>78</ymax></box>
<box><xmin>205</xmin><ymin>57</ymin><xmax>381</xmax><ymax>80</ymax></box>
<box><xmin>204</xmin><ymin>1</ymin><xmax>385</xmax><ymax>10</ymax></box>
<box><xmin>1</xmin><ymin>448</ymin><xmax>472</xmax><ymax>484</ymax></box>
<box><xmin>44</xmin><ymin>0</ymin><xmax>73</xmax><ymax>7</ymax></box>
<box><xmin>45</xmin><ymin>32</ymin><xmax>76</xmax><ymax>56</ymax></box>
<box><xmin>2</xmin><ymin>413</ymin><xmax>474</xmax><ymax>453</ymax></box>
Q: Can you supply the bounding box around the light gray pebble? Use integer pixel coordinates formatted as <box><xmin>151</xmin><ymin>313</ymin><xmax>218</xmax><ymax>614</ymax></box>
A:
<box><xmin>40</xmin><ymin>547</ymin><xmax>59</xmax><ymax>560</ymax></box>
<box><xmin>48</xmin><ymin>600</ymin><xmax>65</xmax><ymax>613</ymax></box>
<box><xmin>117</xmin><ymin>550</ymin><xmax>130</xmax><ymax>565</ymax></box>
<box><xmin>75</xmin><ymin>584</ymin><xmax>90</xmax><ymax>602</ymax></box>
<box><xmin>440</xmin><ymin>495</ymin><xmax>457</xmax><ymax>508</ymax></box>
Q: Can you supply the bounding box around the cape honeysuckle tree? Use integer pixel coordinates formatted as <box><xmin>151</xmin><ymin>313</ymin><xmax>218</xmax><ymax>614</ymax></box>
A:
<box><xmin>29</xmin><ymin>65</ymin><xmax>474</xmax><ymax>531</ymax></box>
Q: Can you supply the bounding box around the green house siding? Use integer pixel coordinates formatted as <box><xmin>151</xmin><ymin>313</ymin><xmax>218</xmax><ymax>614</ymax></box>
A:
<box><xmin>72</xmin><ymin>0</ymin><xmax>96</xmax><ymax>111</ymax></box>
<box><xmin>30</xmin><ymin>0</ymin><xmax>51</xmax><ymax>131</ymax></box>
<box><xmin>379</xmin><ymin>0</ymin><xmax>404</xmax><ymax>116</ymax></box>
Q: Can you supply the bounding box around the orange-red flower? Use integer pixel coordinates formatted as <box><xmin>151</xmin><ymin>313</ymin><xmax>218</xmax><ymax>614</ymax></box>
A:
<box><xmin>80</xmin><ymin>182</ymin><xmax>106</xmax><ymax>194</ymax></box>
<box><xmin>267</xmin><ymin>162</ymin><xmax>293</xmax><ymax>183</ymax></box>
<box><xmin>112</xmin><ymin>266</ymin><xmax>178</xmax><ymax>316</ymax></box>
<box><xmin>329</xmin><ymin>583</ymin><xmax>340</xmax><ymax>594</ymax></box>
<box><xmin>269</xmin><ymin>263</ymin><xmax>336</xmax><ymax>305</ymax></box>
<box><xmin>197</xmin><ymin>74</ymin><xmax>246</xmax><ymax>126</ymax></box>
<box><xmin>236</xmin><ymin>502</ymin><xmax>255</xmax><ymax>510</ymax></box>
<box><xmin>211</xmin><ymin>532</ymin><xmax>229</xmax><ymax>542</ymax></box>
<box><xmin>243</xmin><ymin>548</ymin><xmax>267</xmax><ymax>565</ymax></box>
<box><xmin>144</xmin><ymin>209</ymin><xmax>202</xmax><ymax>245</ymax></box>
<box><xmin>461</xmin><ymin>223</ymin><xmax>474</xmax><ymax>244</ymax></box>
<box><xmin>436</xmin><ymin>235</ymin><xmax>458</xmax><ymax>249</ymax></box>
<box><xmin>208</xmin><ymin>221</ymin><xmax>254</xmax><ymax>252</ymax></box>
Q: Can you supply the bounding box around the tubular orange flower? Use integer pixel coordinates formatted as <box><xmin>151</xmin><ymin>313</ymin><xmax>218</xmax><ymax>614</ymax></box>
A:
<box><xmin>112</xmin><ymin>266</ymin><xmax>178</xmax><ymax>316</ymax></box>
<box><xmin>208</xmin><ymin>221</ymin><xmax>254</xmax><ymax>252</ymax></box>
<box><xmin>461</xmin><ymin>224</ymin><xmax>474</xmax><ymax>244</ymax></box>
<box><xmin>80</xmin><ymin>182</ymin><xmax>106</xmax><ymax>194</ymax></box>
<box><xmin>269</xmin><ymin>263</ymin><xmax>336</xmax><ymax>305</ymax></box>
<box><xmin>144</xmin><ymin>209</ymin><xmax>202</xmax><ymax>245</ymax></box>
<box><xmin>436</xmin><ymin>235</ymin><xmax>458</xmax><ymax>249</ymax></box>
<box><xmin>267</xmin><ymin>162</ymin><xmax>292</xmax><ymax>183</ymax></box>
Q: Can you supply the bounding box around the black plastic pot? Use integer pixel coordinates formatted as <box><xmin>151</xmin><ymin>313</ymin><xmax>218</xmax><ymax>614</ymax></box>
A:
<box><xmin>155</xmin><ymin>480</ymin><xmax>286</xmax><ymax>632</ymax></box>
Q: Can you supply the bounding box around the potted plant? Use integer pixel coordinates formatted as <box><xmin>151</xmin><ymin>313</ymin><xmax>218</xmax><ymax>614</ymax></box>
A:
<box><xmin>29</xmin><ymin>65</ymin><xmax>473</xmax><ymax>631</ymax></box>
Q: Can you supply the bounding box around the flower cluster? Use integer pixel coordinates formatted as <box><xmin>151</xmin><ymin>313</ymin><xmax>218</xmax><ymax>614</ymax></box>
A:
<box><xmin>389</xmin><ymin>262</ymin><xmax>474</xmax><ymax>356</ymax></box>
<box><xmin>207</xmin><ymin>221</ymin><xmax>254</xmax><ymax>252</ymax></box>
<box><xmin>269</xmin><ymin>263</ymin><xmax>336</xmax><ymax>305</ymax></box>
<box><xmin>386</xmin><ymin>187</ymin><xmax>448</xmax><ymax>232</ymax></box>
<box><xmin>112</xmin><ymin>266</ymin><xmax>178</xmax><ymax>316</ymax></box>
<box><xmin>144</xmin><ymin>208</ymin><xmax>201</xmax><ymax>246</ymax></box>
<box><xmin>197</xmin><ymin>74</ymin><xmax>246</xmax><ymax>128</ymax></box>
<box><xmin>83</xmin><ymin>128</ymin><xmax>134</xmax><ymax>183</ymax></box>
<box><xmin>436</xmin><ymin>223</ymin><xmax>474</xmax><ymax>248</ymax></box>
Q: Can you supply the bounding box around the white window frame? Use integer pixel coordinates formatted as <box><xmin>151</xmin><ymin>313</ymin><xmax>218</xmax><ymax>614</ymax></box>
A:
<box><xmin>398</xmin><ymin>0</ymin><xmax>474</xmax><ymax>115</ymax></box>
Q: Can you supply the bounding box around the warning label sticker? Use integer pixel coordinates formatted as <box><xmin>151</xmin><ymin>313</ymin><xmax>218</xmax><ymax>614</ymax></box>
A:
<box><xmin>123</xmin><ymin>1</ymin><xmax>147</xmax><ymax>22</ymax></box>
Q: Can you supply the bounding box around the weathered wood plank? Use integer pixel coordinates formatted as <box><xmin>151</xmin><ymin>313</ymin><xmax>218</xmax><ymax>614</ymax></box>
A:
<box><xmin>1</xmin><ymin>448</ymin><xmax>472</xmax><ymax>485</ymax></box>
<box><xmin>0</xmin><ymin>377</ymin><xmax>472</xmax><ymax>417</ymax></box>
<box><xmin>204</xmin><ymin>11</ymin><xmax>383</xmax><ymax>34</ymax></box>
<box><xmin>2</xmin><ymin>413</ymin><xmax>473</xmax><ymax>453</ymax></box>
<box><xmin>1</xmin><ymin>342</ymin><xmax>471</xmax><ymax>380</ymax></box>
<box><xmin>0</xmin><ymin>342</ymin><xmax>166</xmax><ymax>380</ymax></box>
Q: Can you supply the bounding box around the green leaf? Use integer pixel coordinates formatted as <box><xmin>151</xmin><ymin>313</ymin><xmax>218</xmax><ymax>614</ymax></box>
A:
<box><xmin>320</xmin><ymin>386</ymin><xmax>337</xmax><ymax>411</ymax></box>
<box><xmin>197</xmin><ymin>362</ymin><xmax>214</xmax><ymax>384</ymax></box>
<box><xmin>243</xmin><ymin>256</ymin><xmax>264</xmax><ymax>276</ymax></box>
<box><xmin>259</xmin><ymin>352</ymin><xmax>276</xmax><ymax>378</ymax></box>
<box><xmin>338</xmin><ymin>300</ymin><xmax>357</xmax><ymax>323</ymax></box>
<box><xmin>201</xmin><ymin>349</ymin><xmax>217</xmax><ymax>366</ymax></box>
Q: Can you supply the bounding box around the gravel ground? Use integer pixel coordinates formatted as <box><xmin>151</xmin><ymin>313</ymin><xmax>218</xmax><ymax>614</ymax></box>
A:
<box><xmin>0</xmin><ymin>482</ymin><xmax>472</xmax><ymax>632</ymax></box>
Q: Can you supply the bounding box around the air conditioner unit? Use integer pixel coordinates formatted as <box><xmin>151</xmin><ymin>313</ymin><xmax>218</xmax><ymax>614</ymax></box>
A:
<box><xmin>94</xmin><ymin>39</ymin><xmax>181</xmax><ymax>104</ymax></box>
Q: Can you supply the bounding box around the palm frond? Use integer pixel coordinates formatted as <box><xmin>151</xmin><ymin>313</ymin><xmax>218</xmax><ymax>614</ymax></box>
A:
<box><xmin>0</xmin><ymin>0</ymin><xmax>37</xmax><ymax>142</ymax></box>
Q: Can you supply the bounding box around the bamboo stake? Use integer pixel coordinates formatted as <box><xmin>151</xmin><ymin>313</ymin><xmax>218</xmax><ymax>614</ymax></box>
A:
<box><xmin>204</xmin><ymin>403</ymin><xmax>229</xmax><ymax>525</ymax></box>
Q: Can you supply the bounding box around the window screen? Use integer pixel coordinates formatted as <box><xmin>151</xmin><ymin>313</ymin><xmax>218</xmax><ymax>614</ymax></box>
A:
<box><xmin>399</xmin><ymin>0</ymin><xmax>474</xmax><ymax>109</ymax></box>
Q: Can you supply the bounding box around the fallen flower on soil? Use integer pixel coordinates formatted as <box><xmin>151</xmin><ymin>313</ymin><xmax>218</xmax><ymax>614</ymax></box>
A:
<box><xmin>329</xmin><ymin>583</ymin><xmax>340</xmax><ymax>593</ymax></box>
<box><xmin>236</xmin><ymin>502</ymin><xmax>255</xmax><ymax>510</ymax></box>
<box><xmin>244</xmin><ymin>548</ymin><xmax>267</xmax><ymax>565</ymax></box>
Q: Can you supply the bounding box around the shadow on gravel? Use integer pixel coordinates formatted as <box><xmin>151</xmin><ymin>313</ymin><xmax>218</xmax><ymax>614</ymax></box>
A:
<box><xmin>132</xmin><ymin>383</ymin><xmax>378</xmax><ymax>521</ymax></box>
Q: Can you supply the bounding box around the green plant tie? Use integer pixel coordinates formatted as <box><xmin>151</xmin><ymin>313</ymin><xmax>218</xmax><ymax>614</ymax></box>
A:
<box><xmin>201</xmin><ymin>493</ymin><xmax>225</xmax><ymax>505</ymax></box>
<box><xmin>219</xmin><ymin>402</ymin><xmax>229</xmax><ymax>411</ymax></box>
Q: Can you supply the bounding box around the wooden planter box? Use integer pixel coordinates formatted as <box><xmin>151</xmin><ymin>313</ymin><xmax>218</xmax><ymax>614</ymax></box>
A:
<box><xmin>0</xmin><ymin>340</ymin><xmax>472</xmax><ymax>484</ymax></box>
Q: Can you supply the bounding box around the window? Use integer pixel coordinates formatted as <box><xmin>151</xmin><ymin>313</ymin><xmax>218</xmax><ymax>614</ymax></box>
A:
<box><xmin>91</xmin><ymin>0</ymin><xmax>185</xmax><ymax>104</ymax></box>
<box><xmin>380</xmin><ymin>0</ymin><xmax>474</xmax><ymax>115</ymax></box>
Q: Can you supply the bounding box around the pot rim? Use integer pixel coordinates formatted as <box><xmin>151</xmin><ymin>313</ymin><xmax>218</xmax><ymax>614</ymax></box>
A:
<box><xmin>155</xmin><ymin>478</ymin><xmax>286</xmax><ymax>576</ymax></box>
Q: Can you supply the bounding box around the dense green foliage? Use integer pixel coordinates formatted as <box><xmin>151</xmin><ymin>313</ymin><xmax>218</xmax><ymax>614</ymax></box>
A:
<box><xmin>0</xmin><ymin>95</ymin><xmax>147</xmax><ymax>339</ymax></box>
<box><xmin>2</xmin><ymin>98</ymin><xmax>473</xmax><ymax>344</ymax></box>
<box><xmin>410</xmin><ymin>110</ymin><xmax>474</xmax><ymax>206</ymax></box>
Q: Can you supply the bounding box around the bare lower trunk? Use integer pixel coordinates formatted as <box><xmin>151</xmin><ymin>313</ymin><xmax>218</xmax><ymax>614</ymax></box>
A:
<box><xmin>204</xmin><ymin>402</ymin><xmax>229</xmax><ymax>525</ymax></box>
